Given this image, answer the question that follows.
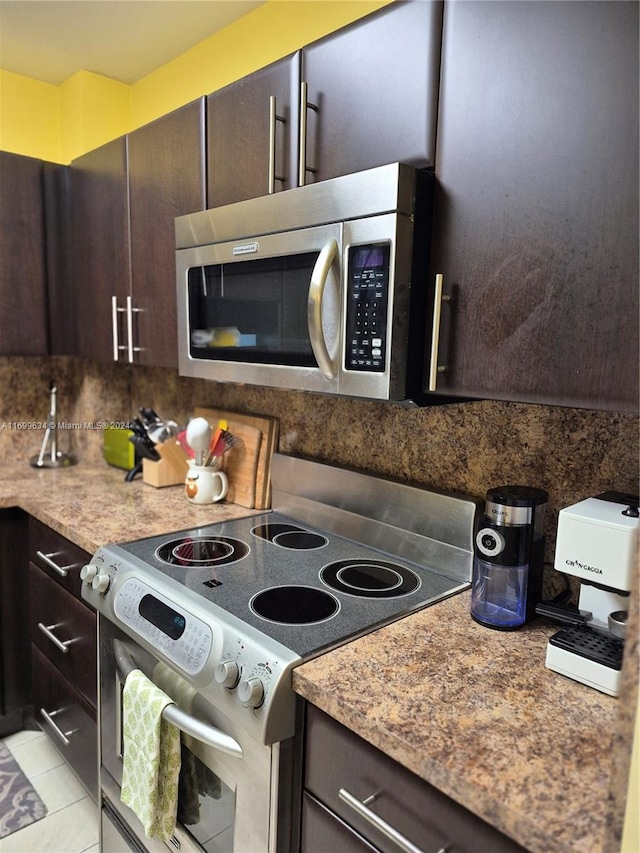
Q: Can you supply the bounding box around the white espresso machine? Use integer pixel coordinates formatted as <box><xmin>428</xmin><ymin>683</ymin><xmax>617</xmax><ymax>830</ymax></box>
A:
<box><xmin>543</xmin><ymin>491</ymin><xmax>638</xmax><ymax>697</ymax></box>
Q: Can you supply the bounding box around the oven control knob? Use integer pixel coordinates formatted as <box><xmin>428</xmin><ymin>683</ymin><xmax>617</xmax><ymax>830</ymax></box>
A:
<box><xmin>92</xmin><ymin>570</ymin><xmax>111</xmax><ymax>594</ymax></box>
<box><xmin>80</xmin><ymin>564</ymin><xmax>97</xmax><ymax>583</ymax></box>
<box><xmin>215</xmin><ymin>661</ymin><xmax>240</xmax><ymax>689</ymax></box>
<box><xmin>238</xmin><ymin>677</ymin><xmax>264</xmax><ymax>708</ymax></box>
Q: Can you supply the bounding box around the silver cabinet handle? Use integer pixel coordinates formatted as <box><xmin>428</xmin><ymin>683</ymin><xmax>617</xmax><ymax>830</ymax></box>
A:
<box><xmin>113</xmin><ymin>640</ymin><xmax>243</xmax><ymax>759</ymax></box>
<box><xmin>111</xmin><ymin>296</ymin><xmax>128</xmax><ymax>362</ymax></box>
<box><xmin>268</xmin><ymin>95</ymin><xmax>286</xmax><ymax>194</ymax></box>
<box><xmin>40</xmin><ymin>708</ymin><xmax>77</xmax><ymax>746</ymax></box>
<box><xmin>35</xmin><ymin>550</ymin><xmax>71</xmax><ymax>577</ymax></box>
<box><xmin>308</xmin><ymin>239</ymin><xmax>339</xmax><ymax>379</ymax></box>
<box><xmin>125</xmin><ymin>295</ymin><xmax>144</xmax><ymax>363</ymax></box>
<box><xmin>339</xmin><ymin>788</ymin><xmax>445</xmax><ymax>853</ymax></box>
<box><xmin>298</xmin><ymin>81</ymin><xmax>318</xmax><ymax>187</ymax></box>
<box><xmin>37</xmin><ymin>622</ymin><xmax>73</xmax><ymax>654</ymax></box>
<box><xmin>428</xmin><ymin>274</ymin><xmax>450</xmax><ymax>391</ymax></box>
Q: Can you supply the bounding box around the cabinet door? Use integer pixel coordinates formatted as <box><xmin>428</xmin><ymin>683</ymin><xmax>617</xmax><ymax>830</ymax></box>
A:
<box><xmin>303</xmin><ymin>705</ymin><xmax>526</xmax><ymax>853</ymax></box>
<box><xmin>32</xmin><ymin>645</ymin><xmax>98</xmax><ymax>801</ymax></box>
<box><xmin>0</xmin><ymin>510</ymin><xmax>30</xmax><ymax>736</ymax></box>
<box><xmin>0</xmin><ymin>152</ymin><xmax>48</xmax><ymax>355</ymax></box>
<box><xmin>70</xmin><ymin>138</ymin><xmax>130</xmax><ymax>362</ymax></box>
<box><xmin>207</xmin><ymin>54</ymin><xmax>300</xmax><ymax>207</ymax></box>
<box><xmin>129</xmin><ymin>99</ymin><xmax>206</xmax><ymax>368</ymax></box>
<box><xmin>426</xmin><ymin>0</ymin><xmax>639</xmax><ymax>412</ymax></box>
<box><xmin>300</xmin><ymin>0</ymin><xmax>442</xmax><ymax>185</ymax></box>
<box><xmin>43</xmin><ymin>163</ymin><xmax>76</xmax><ymax>355</ymax></box>
<box><xmin>29</xmin><ymin>563</ymin><xmax>97</xmax><ymax>707</ymax></box>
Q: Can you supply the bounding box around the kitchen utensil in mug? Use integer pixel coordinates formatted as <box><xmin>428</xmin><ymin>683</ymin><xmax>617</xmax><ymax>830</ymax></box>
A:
<box><xmin>186</xmin><ymin>417</ymin><xmax>213</xmax><ymax>466</ymax></box>
<box><xmin>185</xmin><ymin>465</ymin><xmax>228</xmax><ymax>504</ymax></box>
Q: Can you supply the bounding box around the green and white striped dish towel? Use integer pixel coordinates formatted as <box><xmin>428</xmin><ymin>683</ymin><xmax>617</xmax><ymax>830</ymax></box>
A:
<box><xmin>120</xmin><ymin>668</ymin><xmax>182</xmax><ymax>841</ymax></box>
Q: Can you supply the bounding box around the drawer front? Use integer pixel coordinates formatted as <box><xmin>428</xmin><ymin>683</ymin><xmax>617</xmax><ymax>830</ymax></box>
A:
<box><xmin>29</xmin><ymin>562</ymin><xmax>97</xmax><ymax>707</ymax></box>
<box><xmin>304</xmin><ymin>705</ymin><xmax>526</xmax><ymax>853</ymax></box>
<box><xmin>32</xmin><ymin>644</ymin><xmax>98</xmax><ymax>801</ymax></box>
<box><xmin>302</xmin><ymin>792</ymin><xmax>378</xmax><ymax>853</ymax></box>
<box><xmin>29</xmin><ymin>517</ymin><xmax>91</xmax><ymax>599</ymax></box>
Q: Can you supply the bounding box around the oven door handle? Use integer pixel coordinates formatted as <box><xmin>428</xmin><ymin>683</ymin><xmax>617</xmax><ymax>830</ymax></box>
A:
<box><xmin>113</xmin><ymin>640</ymin><xmax>244</xmax><ymax>759</ymax></box>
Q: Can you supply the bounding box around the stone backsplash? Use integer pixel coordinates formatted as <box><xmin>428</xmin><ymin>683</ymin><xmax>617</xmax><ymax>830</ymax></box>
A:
<box><xmin>1</xmin><ymin>355</ymin><xmax>638</xmax><ymax>582</ymax></box>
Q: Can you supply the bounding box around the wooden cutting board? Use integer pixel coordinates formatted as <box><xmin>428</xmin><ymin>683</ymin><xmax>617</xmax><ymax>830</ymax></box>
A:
<box><xmin>193</xmin><ymin>411</ymin><xmax>262</xmax><ymax>509</ymax></box>
<box><xmin>194</xmin><ymin>408</ymin><xmax>279</xmax><ymax>510</ymax></box>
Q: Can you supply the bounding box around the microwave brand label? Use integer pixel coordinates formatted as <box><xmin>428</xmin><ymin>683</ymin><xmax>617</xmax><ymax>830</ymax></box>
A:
<box><xmin>233</xmin><ymin>242</ymin><xmax>259</xmax><ymax>256</ymax></box>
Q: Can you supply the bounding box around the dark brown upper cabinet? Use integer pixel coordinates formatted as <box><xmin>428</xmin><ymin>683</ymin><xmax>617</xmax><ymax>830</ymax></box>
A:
<box><xmin>70</xmin><ymin>137</ymin><xmax>130</xmax><ymax>362</ymax></box>
<box><xmin>70</xmin><ymin>99</ymin><xmax>205</xmax><ymax>367</ymax></box>
<box><xmin>425</xmin><ymin>0</ymin><xmax>639</xmax><ymax>413</ymax></box>
<box><xmin>206</xmin><ymin>1</ymin><xmax>443</xmax><ymax>207</ymax></box>
<box><xmin>0</xmin><ymin>152</ymin><xmax>49</xmax><ymax>356</ymax></box>
<box><xmin>207</xmin><ymin>55</ymin><xmax>300</xmax><ymax>208</ymax></box>
<box><xmin>128</xmin><ymin>99</ymin><xmax>206</xmax><ymax>368</ymax></box>
<box><xmin>299</xmin><ymin>0</ymin><xmax>442</xmax><ymax>186</ymax></box>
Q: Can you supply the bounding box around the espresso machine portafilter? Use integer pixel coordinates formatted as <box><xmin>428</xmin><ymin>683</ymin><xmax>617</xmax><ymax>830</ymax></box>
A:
<box><xmin>471</xmin><ymin>485</ymin><xmax>549</xmax><ymax>630</ymax></box>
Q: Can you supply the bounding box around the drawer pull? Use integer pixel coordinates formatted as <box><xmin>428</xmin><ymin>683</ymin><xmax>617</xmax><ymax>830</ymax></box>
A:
<box><xmin>36</xmin><ymin>550</ymin><xmax>71</xmax><ymax>577</ymax></box>
<box><xmin>338</xmin><ymin>788</ymin><xmax>446</xmax><ymax>853</ymax></box>
<box><xmin>37</xmin><ymin>622</ymin><xmax>72</xmax><ymax>654</ymax></box>
<box><xmin>40</xmin><ymin>707</ymin><xmax>78</xmax><ymax>746</ymax></box>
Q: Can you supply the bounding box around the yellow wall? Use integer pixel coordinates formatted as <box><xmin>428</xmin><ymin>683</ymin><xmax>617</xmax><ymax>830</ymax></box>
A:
<box><xmin>0</xmin><ymin>0</ymin><xmax>392</xmax><ymax>164</ymax></box>
<box><xmin>0</xmin><ymin>70</ymin><xmax>60</xmax><ymax>161</ymax></box>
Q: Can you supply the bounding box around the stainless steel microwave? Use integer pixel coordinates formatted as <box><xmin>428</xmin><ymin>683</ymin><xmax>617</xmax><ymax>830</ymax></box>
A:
<box><xmin>175</xmin><ymin>163</ymin><xmax>433</xmax><ymax>401</ymax></box>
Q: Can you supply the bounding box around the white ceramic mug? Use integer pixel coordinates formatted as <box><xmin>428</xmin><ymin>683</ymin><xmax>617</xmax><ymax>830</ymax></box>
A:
<box><xmin>185</xmin><ymin>465</ymin><xmax>228</xmax><ymax>504</ymax></box>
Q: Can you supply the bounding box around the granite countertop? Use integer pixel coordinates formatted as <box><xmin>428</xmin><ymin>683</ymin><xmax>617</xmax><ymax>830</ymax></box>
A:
<box><xmin>0</xmin><ymin>460</ymin><xmax>257</xmax><ymax>553</ymax></box>
<box><xmin>0</xmin><ymin>458</ymin><xmax>633</xmax><ymax>853</ymax></box>
<box><xmin>293</xmin><ymin>590</ymin><xmax>628</xmax><ymax>853</ymax></box>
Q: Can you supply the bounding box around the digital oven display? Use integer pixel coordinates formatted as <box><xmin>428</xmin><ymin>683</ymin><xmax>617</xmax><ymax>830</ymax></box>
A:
<box><xmin>138</xmin><ymin>593</ymin><xmax>186</xmax><ymax>640</ymax></box>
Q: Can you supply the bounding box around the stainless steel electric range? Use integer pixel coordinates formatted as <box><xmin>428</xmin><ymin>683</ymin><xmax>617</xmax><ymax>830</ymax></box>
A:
<box><xmin>82</xmin><ymin>454</ymin><xmax>479</xmax><ymax>853</ymax></box>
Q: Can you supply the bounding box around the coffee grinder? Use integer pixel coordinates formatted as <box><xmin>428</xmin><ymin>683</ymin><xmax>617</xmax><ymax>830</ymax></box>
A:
<box><xmin>541</xmin><ymin>491</ymin><xmax>637</xmax><ymax>697</ymax></box>
<box><xmin>471</xmin><ymin>485</ymin><xmax>548</xmax><ymax>629</ymax></box>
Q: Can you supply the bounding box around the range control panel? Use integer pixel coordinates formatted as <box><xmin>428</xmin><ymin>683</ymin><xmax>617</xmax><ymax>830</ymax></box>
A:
<box><xmin>345</xmin><ymin>243</ymin><xmax>390</xmax><ymax>372</ymax></box>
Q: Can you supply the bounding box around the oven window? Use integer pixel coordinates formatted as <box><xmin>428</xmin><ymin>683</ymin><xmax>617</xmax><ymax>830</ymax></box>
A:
<box><xmin>187</xmin><ymin>253</ymin><xmax>319</xmax><ymax>366</ymax></box>
<box><xmin>178</xmin><ymin>745</ymin><xmax>235</xmax><ymax>852</ymax></box>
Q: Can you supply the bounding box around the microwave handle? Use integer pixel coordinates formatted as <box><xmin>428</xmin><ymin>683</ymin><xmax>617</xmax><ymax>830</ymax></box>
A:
<box><xmin>308</xmin><ymin>239</ymin><xmax>339</xmax><ymax>379</ymax></box>
<box><xmin>113</xmin><ymin>639</ymin><xmax>244</xmax><ymax>759</ymax></box>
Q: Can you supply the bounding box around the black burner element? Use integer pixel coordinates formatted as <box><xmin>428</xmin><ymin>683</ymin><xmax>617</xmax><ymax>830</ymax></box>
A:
<box><xmin>156</xmin><ymin>536</ymin><xmax>249</xmax><ymax>568</ymax></box>
<box><xmin>320</xmin><ymin>560</ymin><xmax>421</xmax><ymax>598</ymax></box>
<box><xmin>250</xmin><ymin>585</ymin><xmax>340</xmax><ymax>625</ymax></box>
<box><xmin>252</xmin><ymin>523</ymin><xmax>328</xmax><ymax>551</ymax></box>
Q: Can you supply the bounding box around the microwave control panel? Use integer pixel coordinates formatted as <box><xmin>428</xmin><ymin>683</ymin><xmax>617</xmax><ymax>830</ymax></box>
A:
<box><xmin>345</xmin><ymin>243</ymin><xmax>390</xmax><ymax>372</ymax></box>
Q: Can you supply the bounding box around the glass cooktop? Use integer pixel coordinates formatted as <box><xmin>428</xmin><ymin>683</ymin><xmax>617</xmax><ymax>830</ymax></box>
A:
<box><xmin>114</xmin><ymin>512</ymin><xmax>465</xmax><ymax>659</ymax></box>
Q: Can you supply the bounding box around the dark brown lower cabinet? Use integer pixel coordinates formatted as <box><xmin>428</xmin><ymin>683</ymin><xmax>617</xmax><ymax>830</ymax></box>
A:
<box><xmin>31</xmin><ymin>646</ymin><xmax>97</xmax><ymax>800</ymax></box>
<box><xmin>28</xmin><ymin>519</ymin><xmax>97</xmax><ymax>801</ymax></box>
<box><xmin>0</xmin><ymin>510</ymin><xmax>30</xmax><ymax>737</ymax></box>
<box><xmin>302</xmin><ymin>705</ymin><xmax>526</xmax><ymax>853</ymax></box>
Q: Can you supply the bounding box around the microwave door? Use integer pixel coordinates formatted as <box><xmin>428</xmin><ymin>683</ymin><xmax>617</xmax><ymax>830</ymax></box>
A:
<box><xmin>177</xmin><ymin>223</ymin><xmax>342</xmax><ymax>394</ymax></box>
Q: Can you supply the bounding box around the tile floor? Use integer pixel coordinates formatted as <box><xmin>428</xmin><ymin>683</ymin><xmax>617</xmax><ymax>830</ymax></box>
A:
<box><xmin>0</xmin><ymin>728</ymin><xmax>99</xmax><ymax>853</ymax></box>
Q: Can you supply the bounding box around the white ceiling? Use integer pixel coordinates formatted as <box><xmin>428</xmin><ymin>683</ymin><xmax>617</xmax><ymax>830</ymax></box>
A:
<box><xmin>0</xmin><ymin>0</ymin><xmax>265</xmax><ymax>85</ymax></box>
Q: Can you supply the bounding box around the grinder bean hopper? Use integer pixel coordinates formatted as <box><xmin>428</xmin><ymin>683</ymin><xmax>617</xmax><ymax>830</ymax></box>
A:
<box><xmin>542</xmin><ymin>491</ymin><xmax>638</xmax><ymax>697</ymax></box>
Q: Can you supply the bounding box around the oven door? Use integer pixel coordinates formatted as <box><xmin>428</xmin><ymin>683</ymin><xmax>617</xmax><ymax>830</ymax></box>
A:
<box><xmin>176</xmin><ymin>223</ymin><xmax>343</xmax><ymax>395</ymax></box>
<box><xmin>99</xmin><ymin>617</ymin><xmax>296</xmax><ymax>853</ymax></box>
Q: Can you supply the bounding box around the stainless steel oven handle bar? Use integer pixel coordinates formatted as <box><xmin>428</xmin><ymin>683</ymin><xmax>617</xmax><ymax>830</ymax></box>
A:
<box><xmin>308</xmin><ymin>238</ymin><xmax>339</xmax><ymax>379</ymax></box>
<box><xmin>113</xmin><ymin>640</ymin><xmax>244</xmax><ymax>759</ymax></box>
<box><xmin>339</xmin><ymin>788</ymin><xmax>445</xmax><ymax>853</ymax></box>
